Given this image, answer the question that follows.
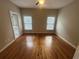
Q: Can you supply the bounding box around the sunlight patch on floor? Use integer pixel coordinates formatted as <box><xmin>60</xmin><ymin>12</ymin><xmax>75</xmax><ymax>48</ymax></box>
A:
<box><xmin>45</xmin><ymin>36</ymin><xmax>53</xmax><ymax>47</ymax></box>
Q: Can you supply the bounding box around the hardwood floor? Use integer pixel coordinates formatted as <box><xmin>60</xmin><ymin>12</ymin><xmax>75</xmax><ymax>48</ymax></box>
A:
<box><xmin>0</xmin><ymin>34</ymin><xmax>75</xmax><ymax>59</ymax></box>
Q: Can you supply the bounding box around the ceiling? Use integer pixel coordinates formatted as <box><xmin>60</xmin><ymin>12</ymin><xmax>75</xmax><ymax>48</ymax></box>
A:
<box><xmin>10</xmin><ymin>0</ymin><xmax>74</xmax><ymax>9</ymax></box>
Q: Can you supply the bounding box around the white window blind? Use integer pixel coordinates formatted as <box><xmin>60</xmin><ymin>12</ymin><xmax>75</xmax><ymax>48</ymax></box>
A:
<box><xmin>23</xmin><ymin>16</ymin><xmax>32</xmax><ymax>30</ymax></box>
<box><xmin>46</xmin><ymin>17</ymin><xmax>55</xmax><ymax>30</ymax></box>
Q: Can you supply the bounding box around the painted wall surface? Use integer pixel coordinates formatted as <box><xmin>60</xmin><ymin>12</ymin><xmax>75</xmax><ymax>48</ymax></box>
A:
<box><xmin>56</xmin><ymin>0</ymin><xmax>79</xmax><ymax>47</ymax></box>
<box><xmin>21</xmin><ymin>8</ymin><xmax>58</xmax><ymax>33</ymax></box>
<box><xmin>0</xmin><ymin>0</ymin><xmax>23</xmax><ymax>51</ymax></box>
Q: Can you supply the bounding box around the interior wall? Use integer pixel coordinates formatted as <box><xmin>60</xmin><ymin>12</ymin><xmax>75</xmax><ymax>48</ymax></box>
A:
<box><xmin>56</xmin><ymin>0</ymin><xmax>79</xmax><ymax>47</ymax></box>
<box><xmin>0</xmin><ymin>0</ymin><xmax>23</xmax><ymax>51</ymax></box>
<box><xmin>21</xmin><ymin>8</ymin><xmax>58</xmax><ymax>33</ymax></box>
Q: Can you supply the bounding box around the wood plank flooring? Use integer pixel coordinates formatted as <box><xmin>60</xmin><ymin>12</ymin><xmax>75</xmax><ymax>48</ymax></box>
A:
<box><xmin>0</xmin><ymin>34</ymin><xmax>75</xmax><ymax>59</ymax></box>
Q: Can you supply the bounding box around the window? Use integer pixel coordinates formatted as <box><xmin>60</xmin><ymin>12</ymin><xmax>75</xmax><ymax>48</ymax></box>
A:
<box><xmin>23</xmin><ymin>16</ymin><xmax>32</xmax><ymax>30</ymax></box>
<box><xmin>46</xmin><ymin>17</ymin><xmax>55</xmax><ymax>30</ymax></box>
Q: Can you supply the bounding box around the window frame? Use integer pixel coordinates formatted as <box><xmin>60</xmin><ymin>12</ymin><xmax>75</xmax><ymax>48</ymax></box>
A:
<box><xmin>23</xmin><ymin>16</ymin><xmax>32</xmax><ymax>30</ymax></box>
<box><xmin>46</xmin><ymin>16</ymin><xmax>56</xmax><ymax>30</ymax></box>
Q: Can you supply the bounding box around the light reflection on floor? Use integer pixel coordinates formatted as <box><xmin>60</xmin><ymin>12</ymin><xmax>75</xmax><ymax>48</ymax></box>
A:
<box><xmin>25</xmin><ymin>35</ymin><xmax>53</xmax><ymax>48</ymax></box>
<box><xmin>26</xmin><ymin>36</ymin><xmax>33</xmax><ymax>48</ymax></box>
<box><xmin>45</xmin><ymin>36</ymin><xmax>53</xmax><ymax>47</ymax></box>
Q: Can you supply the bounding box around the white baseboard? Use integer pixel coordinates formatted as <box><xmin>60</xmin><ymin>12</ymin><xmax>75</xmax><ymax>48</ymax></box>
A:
<box><xmin>0</xmin><ymin>33</ymin><xmax>23</xmax><ymax>53</ymax></box>
<box><xmin>57</xmin><ymin>34</ymin><xmax>76</xmax><ymax>49</ymax></box>
<box><xmin>0</xmin><ymin>40</ymin><xmax>15</xmax><ymax>53</ymax></box>
<box><xmin>73</xmin><ymin>46</ymin><xmax>79</xmax><ymax>59</ymax></box>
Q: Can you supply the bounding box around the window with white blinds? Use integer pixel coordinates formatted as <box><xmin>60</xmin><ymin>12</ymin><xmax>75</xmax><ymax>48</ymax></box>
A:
<box><xmin>23</xmin><ymin>16</ymin><xmax>32</xmax><ymax>30</ymax></box>
<box><xmin>46</xmin><ymin>17</ymin><xmax>55</xmax><ymax>30</ymax></box>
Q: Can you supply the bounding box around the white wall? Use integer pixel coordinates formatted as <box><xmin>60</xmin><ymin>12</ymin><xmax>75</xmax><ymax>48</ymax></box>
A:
<box><xmin>56</xmin><ymin>0</ymin><xmax>79</xmax><ymax>48</ymax></box>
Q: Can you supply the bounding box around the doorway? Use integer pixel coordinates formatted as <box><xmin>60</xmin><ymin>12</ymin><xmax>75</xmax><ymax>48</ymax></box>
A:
<box><xmin>10</xmin><ymin>11</ymin><xmax>20</xmax><ymax>39</ymax></box>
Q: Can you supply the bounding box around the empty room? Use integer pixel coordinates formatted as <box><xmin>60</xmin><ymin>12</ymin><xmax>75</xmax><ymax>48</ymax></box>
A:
<box><xmin>0</xmin><ymin>0</ymin><xmax>79</xmax><ymax>59</ymax></box>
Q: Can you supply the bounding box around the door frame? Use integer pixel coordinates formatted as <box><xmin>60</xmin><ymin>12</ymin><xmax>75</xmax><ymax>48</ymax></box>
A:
<box><xmin>9</xmin><ymin>11</ymin><xmax>20</xmax><ymax>40</ymax></box>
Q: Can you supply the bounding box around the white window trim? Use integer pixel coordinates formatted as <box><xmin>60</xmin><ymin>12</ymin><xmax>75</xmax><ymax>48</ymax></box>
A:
<box><xmin>23</xmin><ymin>16</ymin><xmax>32</xmax><ymax>30</ymax></box>
<box><xmin>46</xmin><ymin>16</ymin><xmax>55</xmax><ymax>30</ymax></box>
